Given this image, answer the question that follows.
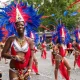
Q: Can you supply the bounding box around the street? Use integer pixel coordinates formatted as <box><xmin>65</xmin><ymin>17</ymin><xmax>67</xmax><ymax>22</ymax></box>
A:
<box><xmin>0</xmin><ymin>50</ymin><xmax>80</xmax><ymax>80</ymax></box>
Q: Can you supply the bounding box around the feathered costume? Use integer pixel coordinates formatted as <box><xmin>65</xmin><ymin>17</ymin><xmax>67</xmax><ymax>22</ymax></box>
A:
<box><xmin>56</xmin><ymin>23</ymin><xmax>71</xmax><ymax>80</ymax></box>
<box><xmin>0</xmin><ymin>1</ymin><xmax>42</xmax><ymax>80</ymax></box>
<box><xmin>51</xmin><ymin>32</ymin><xmax>58</xmax><ymax>65</ymax></box>
<box><xmin>40</xmin><ymin>33</ymin><xmax>47</xmax><ymax>59</ymax></box>
<box><xmin>27</xmin><ymin>31</ymin><xmax>39</xmax><ymax>74</ymax></box>
<box><xmin>0</xmin><ymin>1</ymin><xmax>42</xmax><ymax>36</ymax></box>
<box><xmin>74</xmin><ymin>28</ymin><xmax>80</xmax><ymax>68</ymax></box>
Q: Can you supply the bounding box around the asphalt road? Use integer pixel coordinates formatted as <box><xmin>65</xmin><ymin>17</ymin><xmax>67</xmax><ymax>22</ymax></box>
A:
<box><xmin>0</xmin><ymin>50</ymin><xmax>80</xmax><ymax>80</ymax></box>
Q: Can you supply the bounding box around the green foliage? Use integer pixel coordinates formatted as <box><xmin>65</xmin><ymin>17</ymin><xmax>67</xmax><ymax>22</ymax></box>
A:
<box><xmin>22</xmin><ymin>0</ymin><xmax>80</xmax><ymax>30</ymax></box>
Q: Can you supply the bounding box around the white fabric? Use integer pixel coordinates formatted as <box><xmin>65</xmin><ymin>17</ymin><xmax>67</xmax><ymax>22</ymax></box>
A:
<box><xmin>11</xmin><ymin>39</ymin><xmax>29</xmax><ymax>53</ymax></box>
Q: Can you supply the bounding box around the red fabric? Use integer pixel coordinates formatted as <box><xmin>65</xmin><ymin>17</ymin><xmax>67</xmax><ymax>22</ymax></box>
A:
<box><xmin>67</xmin><ymin>43</ymin><xmax>72</xmax><ymax>49</ymax></box>
<box><xmin>76</xmin><ymin>55</ymin><xmax>80</xmax><ymax>68</ymax></box>
<box><xmin>32</xmin><ymin>61</ymin><xmax>38</xmax><ymax>73</ymax></box>
<box><xmin>34</xmin><ymin>47</ymin><xmax>38</xmax><ymax>53</ymax></box>
<box><xmin>51</xmin><ymin>53</ymin><xmax>55</xmax><ymax>66</ymax></box>
<box><xmin>11</xmin><ymin>46</ymin><xmax>31</xmax><ymax>70</ymax></box>
<box><xmin>7</xmin><ymin>5</ymin><xmax>31</xmax><ymax>23</ymax></box>
<box><xmin>59</xmin><ymin>47</ymin><xmax>66</xmax><ymax>57</ymax></box>
<box><xmin>41</xmin><ymin>50</ymin><xmax>46</xmax><ymax>59</ymax></box>
<box><xmin>59</xmin><ymin>61</ymin><xmax>70</xmax><ymax>80</ymax></box>
<box><xmin>41</xmin><ymin>43</ymin><xmax>45</xmax><ymax>48</ymax></box>
<box><xmin>77</xmin><ymin>44</ymin><xmax>80</xmax><ymax>50</ymax></box>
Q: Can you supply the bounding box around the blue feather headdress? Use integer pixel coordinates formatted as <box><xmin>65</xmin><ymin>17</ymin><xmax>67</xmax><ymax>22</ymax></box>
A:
<box><xmin>57</xmin><ymin>23</ymin><xmax>71</xmax><ymax>44</ymax></box>
<box><xmin>0</xmin><ymin>1</ymin><xmax>42</xmax><ymax>38</ymax></box>
<box><xmin>27</xmin><ymin>31</ymin><xmax>39</xmax><ymax>45</ymax></box>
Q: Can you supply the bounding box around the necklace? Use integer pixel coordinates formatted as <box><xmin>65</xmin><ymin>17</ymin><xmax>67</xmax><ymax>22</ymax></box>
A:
<box><xmin>17</xmin><ymin>37</ymin><xmax>25</xmax><ymax>47</ymax></box>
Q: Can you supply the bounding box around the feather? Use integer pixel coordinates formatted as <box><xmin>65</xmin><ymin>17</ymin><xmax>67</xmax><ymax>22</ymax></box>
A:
<box><xmin>0</xmin><ymin>1</ymin><xmax>42</xmax><ymax>37</ymax></box>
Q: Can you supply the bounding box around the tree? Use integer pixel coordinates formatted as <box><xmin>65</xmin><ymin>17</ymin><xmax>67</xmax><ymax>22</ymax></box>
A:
<box><xmin>38</xmin><ymin>0</ymin><xmax>80</xmax><ymax>29</ymax></box>
<box><xmin>16</xmin><ymin>0</ymin><xmax>80</xmax><ymax>30</ymax></box>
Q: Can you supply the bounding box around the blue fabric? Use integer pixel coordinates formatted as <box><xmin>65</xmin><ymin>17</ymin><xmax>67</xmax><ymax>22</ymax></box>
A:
<box><xmin>57</xmin><ymin>23</ymin><xmax>71</xmax><ymax>44</ymax></box>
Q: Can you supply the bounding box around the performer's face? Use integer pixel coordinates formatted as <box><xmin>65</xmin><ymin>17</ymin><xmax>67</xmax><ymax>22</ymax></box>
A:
<box><xmin>15</xmin><ymin>21</ymin><xmax>25</xmax><ymax>34</ymax></box>
<box><xmin>61</xmin><ymin>37</ymin><xmax>65</xmax><ymax>42</ymax></box>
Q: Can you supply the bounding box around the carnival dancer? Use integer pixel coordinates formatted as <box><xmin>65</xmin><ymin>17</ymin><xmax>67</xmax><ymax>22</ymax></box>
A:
<box><xmin>28</xmin><ymin>31</ymin><xmax>40</xmax><ymax>75</ymax></box>
<box><xmin>41</xmin><ymin>41</ymin><xmax>47</xmax><ymax>59</ymax></box>
<box><xmin>32</xmin><ymin>46</ymin><xmax>40</xmax><ymax>75</ymax></box>
<box><xmin>54</xmin><ymin>23</ymin><xmax>72</xmax><ymax>80</ymax></box>
<box><xmin>0</xmin><ymin>38</ymin><xmax>8</xmax><ymax>63</ymax></box>
<box><xmin>73</xmin><ymin>27</ymin><xmax>80</xmax><ymax>69</ymax></box>
<box><xmin>40</xmin><ymin>33</ymin><xmax>47</xmax><ymax>59</ymax></box>
<box><xmin>51</xmin><ymin>43</ymin><xmax>56</xmax><ymax>66</ymax></box>
<box><xmin>1</xmin><ymin>1</ymin><xmax>41</xmax><ymax>80</ymax></box>
<box><xmin>51</xmin><ymin>32</ymin><xmax>58</xmax><ymax>66</ymax></box>
<box><xmin>0</xmin><ymin>27</ymin><xmax>9</xmax><ymax>63</ymax></box>
<box><xmin>0</xmin><ymin>29</ymin><xmax>5</xmax><ymax>61</ymax></box>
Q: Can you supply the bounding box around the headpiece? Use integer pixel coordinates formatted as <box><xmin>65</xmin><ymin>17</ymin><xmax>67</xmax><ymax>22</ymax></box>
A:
<box><xmin>57</xmin><ymin>23</ymin><xmax>71</xmax><ymax>44</ymax></box>
<box><xmin>16</xmin><ymin>7</ymin><xmax>25</xmax><ymax>22</ymax></box>
<box><xmin>27</xmin><ymin>31</ymin><xmax>39</xmax><ymax>45</ymax></box>
<box><xmin>0</xmin><ymin>1</ymin><xmax>42</xmax><ymax>38</ymax></box>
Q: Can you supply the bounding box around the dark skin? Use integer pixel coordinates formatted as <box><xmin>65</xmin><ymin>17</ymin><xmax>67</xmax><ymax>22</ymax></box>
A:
<box><xmin>1</xmin><ymin>21</ymin><xmax>34</xmax><ymax>80</ymax></box>
<box><xmin>54</xmin><ymin>38</ymin><xmax>71</xmax><ymax>80</ymax></box>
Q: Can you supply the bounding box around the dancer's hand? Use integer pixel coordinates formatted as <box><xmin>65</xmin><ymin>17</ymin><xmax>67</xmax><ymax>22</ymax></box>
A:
<box><xmin>16</xmin><ymin>55</ymin><xmax>26</xmax><ymax>63</ymax></box>
<box><xmin>11</xmin><ymin>55</ymin><xmax>25</xmax><ymax>63</ymax></box>
<box><xmin>24</xmin><ymin>69</ymin><xmax>31</xmax><ymax>79</ymax></box>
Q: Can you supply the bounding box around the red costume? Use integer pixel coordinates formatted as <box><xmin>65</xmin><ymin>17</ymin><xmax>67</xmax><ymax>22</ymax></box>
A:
<box><xmin>60</xmin><ymin>44</ymin><xmax>70</xmax><ymax>80</ymax></box>
<box><xmin>11</xmin><ymin>46</ymin><xmax>31</xmax><ymax>70</ymax></box>
<box><xmin>32</xmin><ymin>46</ymin><xmax>39</xmax><ymax>74</ymax></box>
<box><xmin>41</xmin><ymin>42</ymin><xmax>47</xmax><ymax>59</ymax></box>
